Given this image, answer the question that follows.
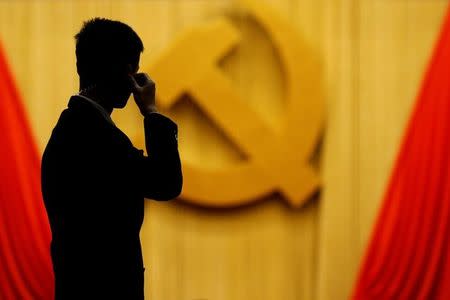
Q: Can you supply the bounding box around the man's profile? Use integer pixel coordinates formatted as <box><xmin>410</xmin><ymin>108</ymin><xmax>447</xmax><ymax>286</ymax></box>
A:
<box><xmin>41</xmin><ymin>18</ymin><xmax>182</xmax><ymax>299</ymax></box>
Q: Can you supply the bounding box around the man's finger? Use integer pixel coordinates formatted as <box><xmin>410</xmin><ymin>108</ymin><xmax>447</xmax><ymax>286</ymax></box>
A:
<box><xmin>134</xmin><ymin>73</ymin><xmax>154</xmax><ymax>87</ymax></box>
<box><xmin>142</xmin><ymin>73</ymin><xmax>152</xmax><ymax>82</ymax></box>
<box><xmin>128</xmin><ymin>75</ymin><xmax>140</xmax><ymax>92</ymax></box>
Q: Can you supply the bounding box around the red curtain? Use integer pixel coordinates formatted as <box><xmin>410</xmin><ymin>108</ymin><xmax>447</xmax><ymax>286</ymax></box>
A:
<box><xmin>352</xmin><ymin>5</ymin><xmax>450</xmax><ymax>300</ymax></box>
<box><xmin>0</xmin><ymin>43</ymin><xmax>54</xmax><ymax>299</ymax></box>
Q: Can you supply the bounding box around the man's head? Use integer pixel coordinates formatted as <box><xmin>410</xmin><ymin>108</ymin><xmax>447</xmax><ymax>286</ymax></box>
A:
<box><xmin>75</xmin><ymin>18</ymin><xmax>144</xmax><ymax>108</ymax></box>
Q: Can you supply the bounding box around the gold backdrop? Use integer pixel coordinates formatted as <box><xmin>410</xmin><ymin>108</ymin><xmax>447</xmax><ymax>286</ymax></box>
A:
<box><xmin>0</xmin><ymin>1</ymin><xmax>447</xmax><ymax>299</ymax></box>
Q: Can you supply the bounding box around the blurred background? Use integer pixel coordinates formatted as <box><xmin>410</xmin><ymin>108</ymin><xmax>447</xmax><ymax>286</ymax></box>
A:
<box><xmin>0</xmin><ymin>0</ymin><xmax>449</xmax><ymax>299</ymax></box>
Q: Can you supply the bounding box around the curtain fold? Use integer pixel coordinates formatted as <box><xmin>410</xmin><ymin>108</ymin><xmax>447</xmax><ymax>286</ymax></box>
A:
<box><xmin>352</xmin><ymin>4</ymin><xmax>450</xmax><ymax>300</ymax></box>
<box><xmin>0</xmin><ymin>42</ymin><xmax>53</xmax><ymax>299</ymax></box>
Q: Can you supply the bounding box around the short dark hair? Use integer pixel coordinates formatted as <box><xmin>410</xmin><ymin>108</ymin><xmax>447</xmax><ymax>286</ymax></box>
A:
<box><xmin>75</xmin><ymin>18</ymin><xmax>144</xmax><ymax>87</ymax></box>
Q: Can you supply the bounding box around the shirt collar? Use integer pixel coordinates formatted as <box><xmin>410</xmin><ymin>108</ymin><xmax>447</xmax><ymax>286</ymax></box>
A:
<box><xmin>75</xmin><ymin>94</ymin><xmax>115</xmax><ymax>126</ymax></box>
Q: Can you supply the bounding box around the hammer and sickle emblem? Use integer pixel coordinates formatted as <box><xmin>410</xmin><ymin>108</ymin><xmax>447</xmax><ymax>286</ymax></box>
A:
<box><xmin>147</xmin><ymin>0</ymin><xmax>324</xmax><ymax>207</ymax></box>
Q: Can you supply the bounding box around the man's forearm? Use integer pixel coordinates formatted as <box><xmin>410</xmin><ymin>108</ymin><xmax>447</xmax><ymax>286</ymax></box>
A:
<box><xmin>141</xmin><ymin>112</ymin><xmax>182</xmax><ymax>200</ymax></box>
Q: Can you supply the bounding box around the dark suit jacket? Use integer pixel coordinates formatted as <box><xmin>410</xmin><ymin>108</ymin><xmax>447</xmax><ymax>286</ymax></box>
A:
<box><xmin>41</xmin><ymin>96</ymin><xmax>182</xmax><ymax>300</ymax></box>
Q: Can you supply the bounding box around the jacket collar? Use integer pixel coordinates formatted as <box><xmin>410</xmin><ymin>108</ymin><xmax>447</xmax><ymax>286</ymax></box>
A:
<box><xmin>68</xmin><ymin>95</ymin><xmax>115</xmax><ymax>126</ymax></box>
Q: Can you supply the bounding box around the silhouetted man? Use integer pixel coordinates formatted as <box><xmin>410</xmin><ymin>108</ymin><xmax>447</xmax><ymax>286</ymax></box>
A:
<box><xmin>41</xmin><ymin>18</ymin><xmax>182</xmax><ymax>300</ymax></box>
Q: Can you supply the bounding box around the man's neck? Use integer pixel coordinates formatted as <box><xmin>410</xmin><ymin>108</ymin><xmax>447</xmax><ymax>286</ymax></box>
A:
<box><xmin>79</xmin><ymin>88</ymin><xmax>113</xmax><ymax>115</ymax></box>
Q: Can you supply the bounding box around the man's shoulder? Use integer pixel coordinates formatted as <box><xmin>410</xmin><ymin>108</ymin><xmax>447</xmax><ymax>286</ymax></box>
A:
<box><xmin>47</xmin><ymin>102</ymin><xmax>102</xmax><ymax>149</ymax></box>
<box><xmin>53</xmin><ymin>97</ymin><xmax>108</xmax><ymax>131</ymax></box>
